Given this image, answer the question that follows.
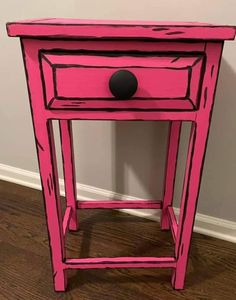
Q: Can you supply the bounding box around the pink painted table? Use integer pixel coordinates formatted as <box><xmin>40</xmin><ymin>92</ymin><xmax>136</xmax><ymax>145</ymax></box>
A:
<box><xmin>7</xmin><ymin>19</ymin><xmax>236</xmax><ymax>291</ymax></box>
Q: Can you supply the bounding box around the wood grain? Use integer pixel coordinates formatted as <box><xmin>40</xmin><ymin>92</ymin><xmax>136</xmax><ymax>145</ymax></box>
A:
<box><xmin>0</xmin><ymin>180</ymin><xmax>236</xmax><ymax>299</ymax></box>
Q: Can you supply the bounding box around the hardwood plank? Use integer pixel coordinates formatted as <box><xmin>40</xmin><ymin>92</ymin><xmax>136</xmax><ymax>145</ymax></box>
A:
<box><xmin>0</xmin><ymin>180</ymin><xmax>236</xmax><ymax>299</ymax></box>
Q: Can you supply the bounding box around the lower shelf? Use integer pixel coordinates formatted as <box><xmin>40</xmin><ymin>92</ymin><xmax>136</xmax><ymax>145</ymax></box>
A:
<box><xmin>65</xmin><ymin>257</ymin><xmax>176</xmax><ymax>269</ymax></box>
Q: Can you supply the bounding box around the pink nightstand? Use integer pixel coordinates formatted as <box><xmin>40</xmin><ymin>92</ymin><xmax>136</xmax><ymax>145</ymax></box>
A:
<box><xmin>7</xmin><ymin>19</ymin><xmax>236</xmax><ymax>291</ymax></box>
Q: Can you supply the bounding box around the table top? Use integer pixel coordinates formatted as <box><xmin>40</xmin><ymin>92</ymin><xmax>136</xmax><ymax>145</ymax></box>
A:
<box><xmin>7</xmin><ymin>18</ymin><xmax>236</xmax><ymax>40</ymax></box>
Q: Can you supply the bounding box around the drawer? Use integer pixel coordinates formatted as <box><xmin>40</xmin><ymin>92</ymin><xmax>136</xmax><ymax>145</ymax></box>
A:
<box><xmin>40</xmin><ymin>51</ymin><xmax>204</xmax><ymax>110</ymax></box>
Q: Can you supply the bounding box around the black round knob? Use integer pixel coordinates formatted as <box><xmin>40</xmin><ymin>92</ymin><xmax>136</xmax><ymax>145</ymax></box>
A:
<box><xmin>109</xmin><ymin>70</ymin><xmax>138</xmax><ymax>100</ymax></box>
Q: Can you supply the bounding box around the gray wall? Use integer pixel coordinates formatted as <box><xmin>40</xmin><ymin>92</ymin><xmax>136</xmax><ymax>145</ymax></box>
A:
<box><xmin>1</xmin><ymin>0</ymin><xmax>236</xmax><ymax>221</ymax></box>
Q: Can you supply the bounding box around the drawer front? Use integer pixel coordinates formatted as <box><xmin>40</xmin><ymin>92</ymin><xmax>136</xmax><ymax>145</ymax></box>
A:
<box><xmin>41</xmin><ymin>52</ymin><xmax>204</xmax><ymax>110</ymax></box>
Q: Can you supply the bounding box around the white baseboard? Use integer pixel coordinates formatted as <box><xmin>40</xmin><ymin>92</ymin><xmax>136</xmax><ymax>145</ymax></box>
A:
<box><xmin>0</xmin><ymin>163</ymin><xmax>235</xmax><ymax>244</ymax></box>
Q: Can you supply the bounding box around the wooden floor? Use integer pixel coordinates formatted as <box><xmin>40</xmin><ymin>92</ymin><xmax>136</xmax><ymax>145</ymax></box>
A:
<box><xmin>0</xmin><ymin>180</ymin><xmax>236</xmax><ymax>299</ymax></box>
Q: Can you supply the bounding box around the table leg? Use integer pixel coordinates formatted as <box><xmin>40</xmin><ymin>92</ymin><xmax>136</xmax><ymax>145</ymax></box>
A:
<box><xmin>59</xmin><ymin>120</ymin><xmax>78</xmax><ymax>231</ymax></box>
<box><xmin>172</xmin><ymin>120</ymin><xmax>209</xmax><ymax>289</ymax></box>
<box><xmin>161</xmin><ymin>121</ymin><xmax>182</xmax><ymax>230</ymax></box>
<box><xmin>35</xmin><ymin>119</ymin><xmax>67</xmax><ymax>291</ymax></box>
